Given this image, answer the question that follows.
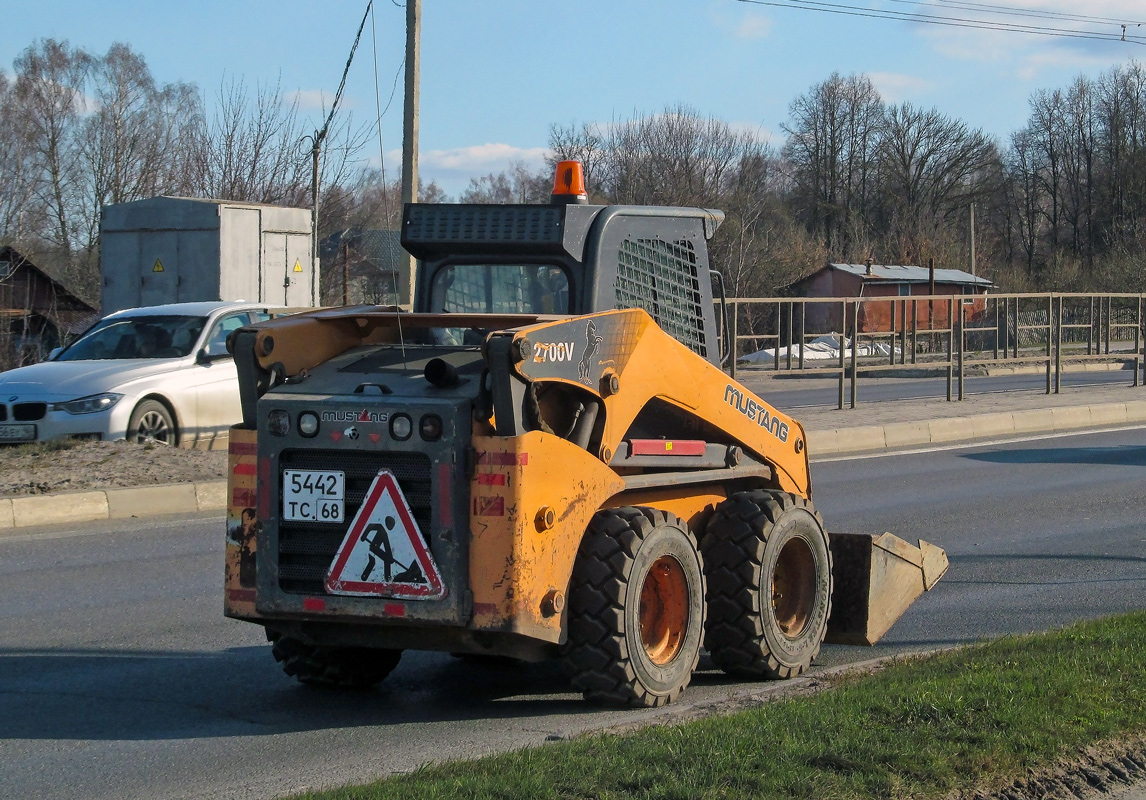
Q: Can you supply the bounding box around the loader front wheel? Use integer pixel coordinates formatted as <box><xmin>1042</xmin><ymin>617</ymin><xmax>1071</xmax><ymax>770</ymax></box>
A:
<box><xmin>564</xmin><ymin>507</ymin><xmax>705</xmax><ymax>708</ymax></box>
<box><xmin>267</xmin><ymin>629</ymin><xmax>402</xmax><ymax>689</ymax></box>
<box><xmin>702</xmin><ymin>491</ymin><xmax>831</xmax><ymax>679</ymax></box>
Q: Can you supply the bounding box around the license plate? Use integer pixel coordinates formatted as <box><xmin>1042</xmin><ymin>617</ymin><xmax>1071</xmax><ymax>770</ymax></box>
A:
<box><xmin>282</xmin><ymin>469</ymin><xmax>345</xmax><ymax>523</ymax></box>
<box><xmin>0</xmin><ymin>423</ymin><xmax>35</xmax><ymax>442</ymax></box>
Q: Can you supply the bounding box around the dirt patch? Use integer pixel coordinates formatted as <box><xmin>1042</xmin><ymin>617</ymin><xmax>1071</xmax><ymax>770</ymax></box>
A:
<box><xmin>0</xmin><ymin>440</ymin><xmax>227</xmax><ymax>497</ymax></box>
<box><xmin>957</xmin><ymin>736</ymin><xmax>1146</xmax><ymax>800</ymax></box>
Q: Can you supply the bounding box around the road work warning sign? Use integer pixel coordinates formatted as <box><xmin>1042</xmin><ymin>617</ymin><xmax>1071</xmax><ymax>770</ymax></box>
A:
<box><xmin>325</xmin><ymin>470</ymin><xmax>445</xmax><ymax>599</ymax></box>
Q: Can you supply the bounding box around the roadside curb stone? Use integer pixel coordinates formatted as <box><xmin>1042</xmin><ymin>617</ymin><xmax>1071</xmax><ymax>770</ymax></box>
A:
<box><xmin>4</xmin><ymin>393</ymin><xmax>1146</xmax><ymax>529</ymax></box>
<box><xmin>106</xmin><ymin>484</ymin><xmax>200</xmax><ymax>518</ymax></box>
<box><xmin>0</xmin><ymin>480</ymin><xmax>226</xmax><ymax>532</ymax></box>
<box><xmin>819</xmin><ymin>399</ymin><xmax>1146</xmax><ymax>456</ymax></box>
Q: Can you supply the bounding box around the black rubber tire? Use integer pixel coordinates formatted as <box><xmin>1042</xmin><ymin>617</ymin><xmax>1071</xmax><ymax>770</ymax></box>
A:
<box><xmin>564</xmin><ymin>507</ymin><xmax>705</xmax><ymax>708</ymax></box>
<box><xmin>701</xmin><ymin>490</ymin><xmax>832</xmax><ymax>679</ymax></box>
<box><xmin>128</xmin><ymin>399</ymin><xmax>176</xmax><ymax>445</ymax></box>
<box><xmin>267</xmin><ymin>629</ymin><xmax>402</xmax><ymax>689</ymax></box>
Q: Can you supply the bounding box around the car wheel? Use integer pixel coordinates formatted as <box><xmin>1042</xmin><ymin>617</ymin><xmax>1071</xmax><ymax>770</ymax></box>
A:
<box><xmin>128</xmin><ymin>400</ymin><xmax>176</xmax><ymax>445</ymax></box>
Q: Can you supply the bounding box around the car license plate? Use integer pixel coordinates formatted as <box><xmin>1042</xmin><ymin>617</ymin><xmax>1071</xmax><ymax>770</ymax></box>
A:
<box><xmin>282</xmin><ymin>470</ymin><xmax>345</xmax><ymax>523</ymax></box>
<box><xmin>0</xmin><ymin>423</ymin><xmax>35</xmax><ymax>442</ymax></box>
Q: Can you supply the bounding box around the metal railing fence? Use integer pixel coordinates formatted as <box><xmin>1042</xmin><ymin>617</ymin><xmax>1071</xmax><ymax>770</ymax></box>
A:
<box><xmin>721</xmin><ymin>293</ymin><xmax>1144</xmax><ymax>409</ymax></box>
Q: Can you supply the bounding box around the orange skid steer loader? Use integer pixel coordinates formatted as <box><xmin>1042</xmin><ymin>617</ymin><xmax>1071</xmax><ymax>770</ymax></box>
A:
<box><xmin>224</xmin><ymin>162</ymin><xmax>947</xmax><ymax>707</ymax></box>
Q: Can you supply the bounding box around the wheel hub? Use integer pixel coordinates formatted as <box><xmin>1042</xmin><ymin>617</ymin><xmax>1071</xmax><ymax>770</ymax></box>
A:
<box><xmin>772</xmin><ymin>537</ymin><xmax>816</xmax><ymax>638</ymax></box>
<box><xmin>639</xmin><ymin>555</ymin><xmax>689</xmax><ymax>665</ymax></box>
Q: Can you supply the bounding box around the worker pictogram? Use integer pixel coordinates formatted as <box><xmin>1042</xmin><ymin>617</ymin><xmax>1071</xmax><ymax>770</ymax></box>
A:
<box><xmin>325</xmin><ymin>470</ymin><xmax>445</xmax><ymax>599</ymax></box>
<box><xmin>293</xmin><ymin>259</ymin><xmax>303</xmax><ymax>273</ymax></box>
<box><xmin>152</xmin><ymin>258</ymin><xmax>164</xmax><ymax>273</ymax></box>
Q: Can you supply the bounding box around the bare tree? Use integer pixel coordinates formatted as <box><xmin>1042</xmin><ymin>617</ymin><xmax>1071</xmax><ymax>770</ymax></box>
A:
<box><xmin>460</xmin><ymin>161</ymin><xmax>548</xmax><ymax>203</ymax></box>
<box><xmin>782</xmin><ymin>73</ymin><xmax>883</xmax><ymax>258</ymax></box>
<box><xmin>875</xmin><ymin>103</ymin><xmax>997</xmax><ymax>263</ymax></box>
<box><xmin>185</xmin><ymin>77</ymin><xmax>311</xmax><ymax>205</ymax></box>
<box><xmin>11</xmin><ymin>39</ymin><xmax>93</xmax><ymax>256</ymax></box>
<box><xmin>0</xmin><ymin>71</ymin><xmax>37</xmax><ymax>245</ymax></box>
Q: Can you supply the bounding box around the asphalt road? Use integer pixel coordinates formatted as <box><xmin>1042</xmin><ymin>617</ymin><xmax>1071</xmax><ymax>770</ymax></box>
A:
<box><xmin>747</xmin><ymin>367</ymin><xmax>1136</xmax><ymax>409</ymax></box>
<box><xmin>1</xmin><ymin>427</ymin><xmax>1144</xmax><ymax>800</ymax></box>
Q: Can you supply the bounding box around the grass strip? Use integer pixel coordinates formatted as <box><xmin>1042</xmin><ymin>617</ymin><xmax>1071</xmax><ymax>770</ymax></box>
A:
<box><xmin>291</xmin><ymin>612</ymin><xmax>1146</xmax><ymax>800</ymax></box>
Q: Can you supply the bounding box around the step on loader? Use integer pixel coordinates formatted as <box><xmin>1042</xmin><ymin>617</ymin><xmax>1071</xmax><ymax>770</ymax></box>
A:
<box><xmin>224</xmin><ymin>162</ymin><xmax>948</xmax><ymax>707</ymax></box>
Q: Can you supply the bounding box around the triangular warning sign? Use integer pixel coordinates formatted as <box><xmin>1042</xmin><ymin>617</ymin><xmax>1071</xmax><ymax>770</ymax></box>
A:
<box><xmin>325</xmin><ymin>470</ymin><xmax>445</xmax><ymax>599</ymax></box>
<box><xmin>152</xmin><ymin>259</ymin><xmax>164</xmax><ymax>273</ymax></box>
<box><xmin>293</xmin><ymin>259</ymin><xmax>303</xmax><ymax>273</ymax></box>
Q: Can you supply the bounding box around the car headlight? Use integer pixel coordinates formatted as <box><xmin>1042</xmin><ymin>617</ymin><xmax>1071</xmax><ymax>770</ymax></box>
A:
<box><xmin>50</xmin><ymin>392</ymin><xmax>124</xmax><ymax>415</ymax></box>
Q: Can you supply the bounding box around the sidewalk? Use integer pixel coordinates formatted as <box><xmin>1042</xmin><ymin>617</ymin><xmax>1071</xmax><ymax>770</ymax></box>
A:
<box><xmin>1</xmin><ymin>378</ymin><xmax>1144</xmax><ymax>531</ymax></box>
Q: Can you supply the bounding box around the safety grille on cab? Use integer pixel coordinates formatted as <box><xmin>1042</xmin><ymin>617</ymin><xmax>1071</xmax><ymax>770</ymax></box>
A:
<box><xmin>276</xmin><ymin>450</ymin><xmax>433</xmax><ymax>595</ymax></box>
<box><xmin>615</xmin><ymin>238</ymin><xmax>707</xmax><ymax>358</ymax></box>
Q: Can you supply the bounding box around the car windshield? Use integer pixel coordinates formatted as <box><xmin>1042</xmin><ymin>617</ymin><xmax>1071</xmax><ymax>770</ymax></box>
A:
<box><xmin>56</xmin><ymin>315</ymin><xmax>208</xmax><ymax>361</ymax></box>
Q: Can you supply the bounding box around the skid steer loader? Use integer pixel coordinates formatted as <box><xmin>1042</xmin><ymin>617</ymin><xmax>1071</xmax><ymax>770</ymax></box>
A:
<box><xmin>224</xmin><ymin>162</ymin><xmax>948</xmax><ymax>707</ymax></box>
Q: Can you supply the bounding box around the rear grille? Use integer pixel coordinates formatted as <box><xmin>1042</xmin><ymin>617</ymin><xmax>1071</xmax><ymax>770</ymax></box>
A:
<box><xmin>277</xmin><ymin>450</ymin><xmax>433</xmax><ymax>595</ymax></box>
<box><xmin>13</xmin><ymin>403</ymin><xmax>46</xmax><ymax>421</ymax></box>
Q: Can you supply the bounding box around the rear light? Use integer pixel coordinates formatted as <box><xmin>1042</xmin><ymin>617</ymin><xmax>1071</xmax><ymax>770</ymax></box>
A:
<box><xmin>390</xmin><ymin>413</ymin><xmax>412</xmax><ymax>441</ymax></box>
<box><xmin>419</xmin><ymin>414</ymin><xmax>442</xmax><ymax>441</ymax></box>
<box><xmin>268</xmin><ymin>410</ymin><xmax>290</xmax><ymax>436</ymax></box>
<box><xmin>298</xmin><ymin>411</ymin><xmax>319</xmax><ymax>437</ymax></box>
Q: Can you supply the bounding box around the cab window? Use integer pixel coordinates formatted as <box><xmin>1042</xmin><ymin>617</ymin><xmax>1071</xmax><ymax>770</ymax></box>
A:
<box><xmin>430</xmin><ymin>264</ymin><xmax>570</xmax><ymax>315</ymax></box>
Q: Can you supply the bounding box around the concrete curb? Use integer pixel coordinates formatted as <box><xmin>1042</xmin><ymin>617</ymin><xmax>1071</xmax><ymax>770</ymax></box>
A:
<box><xmin>3</xmin><ymin>398</ymin><xmax>1146</xmax><ymax>529</ymax></box>
<box><xmin>808</xmin><ymin>399</ymin><xmax>1146</xmax><ymax>456</ymax></box>
<box><xmin>0</xmin><ymin>480</ymin><xmax>227</xmax><ymax>531</ymax></box>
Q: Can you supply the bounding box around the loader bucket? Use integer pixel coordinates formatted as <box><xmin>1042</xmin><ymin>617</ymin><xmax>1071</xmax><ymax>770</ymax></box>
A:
<box><xmin>825</xmin><ymin>532</ymin><xmax>949</xmax><ymax>646</ymax></box>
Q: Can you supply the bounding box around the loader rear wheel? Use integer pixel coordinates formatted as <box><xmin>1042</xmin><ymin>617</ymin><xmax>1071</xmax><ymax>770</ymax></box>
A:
<box><xmin>267</xmin><ymin>629</ymin><xmax>402</xmax><ymax>689</ymax></box>
<box><xmin>564</xmin><ymin>507</ymin><xmax>705</xmax><ymax>708</ymax></box>
<box><xmin>701</xmin><ymin>491</ymin><xmax>831</xmax><ymax>679</ymax></box>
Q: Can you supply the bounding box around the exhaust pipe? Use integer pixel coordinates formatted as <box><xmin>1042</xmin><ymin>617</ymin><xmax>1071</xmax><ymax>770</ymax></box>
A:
<box><xmin>825</xmin><ymin>532</ymin><xmax>949</xmax><ymax>646</ymax></box>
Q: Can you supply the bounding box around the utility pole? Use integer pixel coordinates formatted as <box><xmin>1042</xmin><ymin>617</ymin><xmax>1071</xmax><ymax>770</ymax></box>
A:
<box><xmin>399</xmin><ymin>0</ymin><xmax>421</xmax><ymax>309</ymax></box>
<box><xmin>969</xmin><ymin>201</ymin><xmax>976</xmax><ymax>277</ymax></box>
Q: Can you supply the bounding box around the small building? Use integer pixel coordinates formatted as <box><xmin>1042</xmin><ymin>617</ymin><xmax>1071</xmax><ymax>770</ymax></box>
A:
<box><xmin>0</xmin><ymin>247</ymin><xmax>99</xmax><ymax>366</ymax></box>
<box><xmin>100</xmin><ymin>197</ymin><xmax>316</xmax><ymax>313</ymax></box>
<box><xmin>786</xmin><ymin>262</ymin><xmax>993</xmax><ymax>333</ymax></box>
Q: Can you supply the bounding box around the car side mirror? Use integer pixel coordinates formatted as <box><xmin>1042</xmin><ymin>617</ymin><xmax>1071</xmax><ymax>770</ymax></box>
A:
<box><xmin>197</xmin><ymin>348</ymin><xmax>231</xmax><ymax>365</ymax></box>
<box><xmin>48</xmin><ymin>347</ymin><xmax>62</xmax><ymax>360</ymax></box>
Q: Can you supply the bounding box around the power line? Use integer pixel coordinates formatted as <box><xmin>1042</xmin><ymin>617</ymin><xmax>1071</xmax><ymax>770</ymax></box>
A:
<box><xmin>932</xmin><ymin>0</ymin><xmax>1146</xmax><ymax>27</ymax></box>
<box><xmin>737</xmin><ymin>0</ymin><xmax>1146</xmax><ymax>45</ymax></box>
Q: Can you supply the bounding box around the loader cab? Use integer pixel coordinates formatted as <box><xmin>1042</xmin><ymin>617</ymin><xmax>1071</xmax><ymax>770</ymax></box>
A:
<box><xmin>402</xmin><ymin>162</ymin><xmax>728</xmax><ymax>366</ymax></box>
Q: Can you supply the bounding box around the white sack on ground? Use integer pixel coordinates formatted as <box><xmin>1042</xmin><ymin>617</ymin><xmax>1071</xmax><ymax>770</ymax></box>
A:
<box><xmin>738</xmin><ymin>334</ymin><xmax>898</xmax><ymax>364</ymax></box>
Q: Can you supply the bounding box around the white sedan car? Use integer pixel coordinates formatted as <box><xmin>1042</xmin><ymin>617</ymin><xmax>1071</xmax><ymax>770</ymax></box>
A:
<box><xmin>0</xmin><ymin>301</ymin><xmax>277</xmax><ymax>448</ymax></box>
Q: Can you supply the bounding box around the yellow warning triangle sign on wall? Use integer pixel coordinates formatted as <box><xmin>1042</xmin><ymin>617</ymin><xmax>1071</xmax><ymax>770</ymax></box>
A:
<box><xmin>293</xmin><ymin>259</ymin><xmax>303</xmax><ymax>273</ymax></box>
<box><xmin>152</xmin><ymin>259</ymin><xmax>164</xmax><ymax>273</ymax></box>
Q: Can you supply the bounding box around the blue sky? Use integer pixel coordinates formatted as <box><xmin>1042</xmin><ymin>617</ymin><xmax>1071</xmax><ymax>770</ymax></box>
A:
<box><xmin>2</xmin><ymin>1</ymin><xmax>1144</xmax><ymax>196</ymax></box>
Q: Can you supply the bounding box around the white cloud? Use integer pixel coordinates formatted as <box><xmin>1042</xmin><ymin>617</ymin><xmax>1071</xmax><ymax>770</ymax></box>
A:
<box><xmin>368</xmin><ymin>143</ymin><xmax>552</xmax><ymax>197</ymax></box>
<box><xmin>421</xmin><ymin>143</ymin><xmax>549</xmax><ymax>173</ymax></box>
<box><xmin>286</xmin><ymin>88</ymin><xmax>355</xmax><ymax>112</ymax></box>
<box><xmin>734</xmin><ymin>13</ymin><xmax>773</xmax><ymax>40</ymax></box>
<box><xmin>727</xmin><ymin>120</ymin><xmax>777</xmax><ymax>144</ymax></box>
<box><xmin>1015</xmin><ymin>47</ymin><xmax>1123</xmax><ymax>80</ymax></box>
<box><xmin>912</xmin><ymin>0</ymin><xmax>1144</xmax><ymax>72</ymax></box>
<box><xmin>869</xmin><ymin>72</ymin><xmax>934</xmax><ymax>103</ymax></box>
<box><xmin>711</xmin><ymin>5</ymin><xmax>773</xmax><ymax>40</ymax></box>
